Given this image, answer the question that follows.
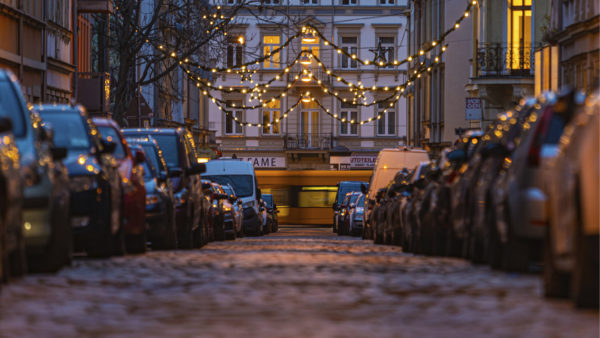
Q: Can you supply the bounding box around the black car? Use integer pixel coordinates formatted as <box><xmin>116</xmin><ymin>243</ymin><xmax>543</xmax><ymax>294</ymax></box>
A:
<box><xmin>38</xmin><ymin>104</ymin><xmax>124</xmax><ymax>258</ymax></box>
<box><xmin>122</xmin><ymin>128</ymin><xmax>205</xmax><ymax>249</ymax></box>
<box><xmin>126</xmin><ymin>138</ymin><xmax>177</xmax><ymax>250</ymax></box>
<box><xmin>0</xmin><ymin>70</ymin><xmax>71</xmax><ymax>275</ymax></box>
<box><xmin>262</xmin><ymin>194</ymin><xmax>278</xmax><ymax>233</ymax></box>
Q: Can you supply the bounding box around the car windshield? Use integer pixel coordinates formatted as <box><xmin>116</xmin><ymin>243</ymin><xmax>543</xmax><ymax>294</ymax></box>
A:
<box><xmin>349</xmin><ymin>193</ymin><xmax>360</xmax><ymax>205</ymax></box>
<box><xmin>141</xmin><ymin>144</ymin><xmax>164</xmax><ymax>173</ymax></box>
<box><xmin>39</xmin><ymin>112</ymin><xmax>90</xmax><ymax>149</ymax></box>
<box><xmin>141</xmin><ymin>159</ymin><xmax>156</xmax><ymax>180</ymax></box>
<box><xmin>97</xmin><ymin>126</ymin><xmax>126</xmax><ymax>159</ymax></box>
<box><xmin>0</xmin><ymin>81</ymin><xmax>26</xmax><ymax>137</ymax></box>
<box><xmin>357</xmin><ymin>194</ymin><xmax>365</xmax><ymax>205</ymax></box>
<box><xmin>151</xmin><ymin>134</ymin><xmax>180</xmax><ymax>169</ymax></box>
<box><xmin>263</xmin><ymin>194</ymin><xmax>273</xmax><ymax>207</ymax></box>
<box><xmin>222</xmin><ymin>185</ymin><xmax>235</xmax><ymax>196</ymax></box>
<box><xmin>337</xmin><ymin>183</ymin><xmax>363</xmax><ymax>204</ymax></box>
<box><xmin>202</xmin><ymin>175</ymin><xmax>254</xmax><ymax>197</ymax></box>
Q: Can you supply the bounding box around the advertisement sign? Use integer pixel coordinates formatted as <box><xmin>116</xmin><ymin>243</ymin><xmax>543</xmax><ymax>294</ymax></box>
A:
<box><xmin>350</xmin><ymin>155</ymin><xmax>377</xmax><ymax>169</ymax></box>
<box><xmin>466</xmin><ymin>98</ymin><xmax>482</xmax><ymax>120</ymax></box>
<box><xmin>241</xmin><ymin>157</ymin><xmax>286</xmax><ymax>168</ymax></box>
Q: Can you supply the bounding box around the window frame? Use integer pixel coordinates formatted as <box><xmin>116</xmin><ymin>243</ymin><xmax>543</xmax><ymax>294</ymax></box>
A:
<box><xmin>339</xmin><ymin>102</ymin><xmax>358</xmax><ymax>136</ymax></box>
<box><xmin>226</xmin><ymin>37</ymin><xmax>244</xmax><ymax>68</ymax></box>
<box><xmin>340</xmin><ymin>0</ymin><xmax>357</xmax><ymax>5</ymax></box>
<box><xmin>378</xmin><ymin>0</ymin><xmax>395</xmax><ymax>5</ymax></box>
<box><xmin>339</xmin><ymin>36</ymin><xmax>359</xmax><ymax>69</ymax></box>
<box><xmin>376</xmin><ymin>36</ymin><xmax>396</xmax><ymax>68</ymax></box>
<box><xmin>376</xmin><ymin>102</ymin><xmax>396</xmax><ymax>136</ymax></box>
<box><xmin>262</xmin><ymin>99</ymin><xmax>281</xmax><ymax>135</ymax></box>
<box><xmin>225</xmin><ymin>101</ymin><xmax>244</xmax><ymax>135</ymax></box>
<box><xmin>303</xmin><ymin>0</ymin><xmax>319</xmax><ymax>5</ymax></box>
<box><xmin>262</xmin><ymin>35</ymin><xmax>281</xmax><ymax>69</ymax></box>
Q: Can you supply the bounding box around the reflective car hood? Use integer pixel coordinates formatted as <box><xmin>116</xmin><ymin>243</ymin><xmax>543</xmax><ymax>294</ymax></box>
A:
<box><xmin>64</xmin><ymin>151</ymin><xmax>101</xmax><ymax>176</ymax></box>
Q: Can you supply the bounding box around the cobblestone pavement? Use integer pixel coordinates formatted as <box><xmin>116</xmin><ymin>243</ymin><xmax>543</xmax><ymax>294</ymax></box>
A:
<box><xmin>1</xmin><ymin>226</ymin><xmax>598</xmax><ymax>338</ymax></box>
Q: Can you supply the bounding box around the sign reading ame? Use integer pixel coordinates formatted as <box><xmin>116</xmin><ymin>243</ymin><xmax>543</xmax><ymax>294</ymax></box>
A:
<box><xmin>465</xmin><ymin>98</ymin><xmax>482</xmax><ymax>120</ymax></box>
<box><xmin>350</xmin><ymin>155</ymin><xmax>377</xmax><ymax>169</ymax></box>
<box><xmin>241</xmin><ymin>157</ymin><xmax>286</xmax><ymax>168</ymax></box>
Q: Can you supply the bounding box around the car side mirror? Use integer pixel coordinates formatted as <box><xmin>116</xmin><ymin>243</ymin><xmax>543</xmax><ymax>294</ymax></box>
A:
<box><xmin>0</xmin><ymin>117</ymin><xmax>13</xmax><ymax>133</ymax></box>
<box><xmin>51</xmin><ymin>147</ymin><xmax>67</xmax><ymax>161</ymax></box>
<box><xmin>168</xmin><ymin>167</ymin><xmax>183</xmax><ymax>177</ymax></box>
<box><xmin>186</xmin><ymin>163</ymin><xmax>206</xmax><ymax>176</ymax></box>
<box><xmin>134</xmin><ymin>149</ymin><xmax>145</xmax><ymax>164</ymax></box>
<box><xmin>360</xmin><ymin>183</ymin><xmax>367</xmax><ymax>194</ymax></box>
<box><xmin>100</xmin><ymin>139</ymin><xmax>117</xmax><ymax>154</ymax></box>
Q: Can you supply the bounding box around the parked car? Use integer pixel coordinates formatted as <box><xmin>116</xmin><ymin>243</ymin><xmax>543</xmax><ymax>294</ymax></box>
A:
<box><xmin>122</xmin><ymin>128</ymin><xmax>206</xmax><ymax>249</ymax></box>
<box><xmin>126</xmin><ymin>138</ymin><xmax>178</xmax><ymax>250</ymax></box>
<box><xmin>222</xmin><ymin>184</ymin><xmax>244</xmax><ymax>237</ymax></box>
<box><xmin>262</xmin><ymin>193</ymin><xmax>278</xmax><ymax>233</ymax></box>
<box><xmin>202</xmin><ymin>158</ymin><xmax>263</xmax><ymax>236</ymax></box>
<box><xmin>338</xmin><ymin>192</ymin><xmax>360</xmax><ymax>236</ymax></box>
<box><xmin>0</xmin><ymin>115</ymin><xmax>24</xmax><ymax>281</ymax></box>
<box><xmin>38</xmin><ymin>104</ymin><xmax>124</xmax><ymax>258</ymax></box>
<box><xmin>94</xmin><ymin>118</ymin><xmax>146</xmax><ymax>253</ymax></box>
<box><xmin>347</xmin><ymin>193</ymin><xmax>365</xmax><ymax>236</ymax></box>
<box><xmin>0</xmin><ymin>73</ymin><xmax>71</xmax><ymax>275</ymax></box>
<box><xmin>543</xmin><ymin>91</ymin><xmax>598</xmax><ymax>308</ymax></box>
<box><xmin>332</xmin><ymin>181</ymin><xmax>366</xmax><ymax>233</ymax></box>
<box><xmin>259</xmin><ymin>199</ymin><xmax>270</xmax><ymax>234</ymax></box>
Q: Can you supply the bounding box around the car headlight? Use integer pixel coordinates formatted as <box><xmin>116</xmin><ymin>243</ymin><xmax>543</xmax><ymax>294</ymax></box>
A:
<box><xmin>224</xmin><ymin>206</ymin><xmax>232</xmax><ymax>212</ymax></box>
<box><xmin>69</xmin><ymin>175</ymin><xmax>98</xmax><ymax>192</ymax></box>
<box><xmin>146</xmin><ymin>194</ymin><xmax>159</xmax><ymax>205</ymax></box>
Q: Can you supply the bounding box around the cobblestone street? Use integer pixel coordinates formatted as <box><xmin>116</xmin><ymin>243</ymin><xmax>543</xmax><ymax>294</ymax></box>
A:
<box><xmin>1</xmin><ymin>227</ymin><xmax>598</xmax><ymax>337</ymax></box>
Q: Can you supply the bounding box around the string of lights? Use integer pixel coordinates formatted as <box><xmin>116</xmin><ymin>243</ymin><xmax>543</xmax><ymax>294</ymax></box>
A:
<box><xmin>302</xmin><ymin>0</ymin><xmax>476</xmax><ymax>68</ymax></box>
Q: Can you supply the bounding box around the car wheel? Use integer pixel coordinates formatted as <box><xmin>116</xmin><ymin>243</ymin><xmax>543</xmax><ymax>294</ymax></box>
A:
<box><xmin>28</xmin><ymin>202</ymin><xmax>73</xmax><ymax>273</ymax></box>
<box><xmin>571</xmin><ymin>180</ymin><xmax>599</xmax><ymax>308</ymax></box>
<box><xmin>126</xmin><ymin>231</ymin><xmax>147</xmax><ymax>254</ymax></box>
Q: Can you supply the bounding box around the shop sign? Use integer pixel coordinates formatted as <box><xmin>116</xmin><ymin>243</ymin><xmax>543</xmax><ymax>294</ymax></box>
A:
<box><xmin>241</xmin><ymin>156</ymin><xmax>286</xmax><ymax>168</ymax></box>
<box><xmin>350</xmin><ymin>155</ymin><xmax>377</xmax><ymax>169</ymax></box>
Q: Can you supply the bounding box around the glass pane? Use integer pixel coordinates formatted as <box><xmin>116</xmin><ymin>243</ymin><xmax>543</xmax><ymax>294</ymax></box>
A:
<box><xmin>388</xmin><ymin>111</ymin><xmax>395</xmax><ymax>135</ymax></box>
<box><xmin>39</xmin><ymin>111</ymin><xmax>89</xmax><ymax>149</ymax></box>
<box><xmin>263</xmin><ymin>47</ymin><xmax>271</xmax><ymax>68</ymax></box>
<box><xmin>273</xmin><ymin>111</ymin><xmax>280</xmax><ymax>134</ymax></box>
<box><xmin>235</xmin><ymin>111</ymin><xmax>243</xmax><ymax>133</ymax></box>
<box><xmin>97</xmin><ymin>126</ymin><xmax>126</xmax><ymax>159</ymax></box>
<box><xmin>266</xmin><ymin>98</ymin><xmax>280</xmax><ymax>108</ymax></box>
<box><xmin>264</xmin><ymin>36</ymin><xmax>280</xmax><ymax>44</ymax></box>
<box><xmin>262</xmin><ymin>111</ymin><xmax>270</xmax><ymax>134</ymax></box>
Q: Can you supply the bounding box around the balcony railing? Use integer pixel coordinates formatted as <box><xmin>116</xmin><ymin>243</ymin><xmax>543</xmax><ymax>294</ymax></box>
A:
<box><xmin>284</xmin><ymin>133</ymin><xmax>332</xmax><ymax>150</ymax></box>
<box><xmin>475</xmin><ymin>44</ymin><xmax>533</xmax><ymax>77</ymax></box>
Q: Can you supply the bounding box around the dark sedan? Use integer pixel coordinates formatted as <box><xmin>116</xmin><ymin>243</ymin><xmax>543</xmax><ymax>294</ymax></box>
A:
<box><xmin>38</xmin><ymin>105</ymin><xmax>124</xmax><ymax>258</ymax></box>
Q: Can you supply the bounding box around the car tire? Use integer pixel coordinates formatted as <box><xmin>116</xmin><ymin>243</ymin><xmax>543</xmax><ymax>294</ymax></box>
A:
<box><xmin>126</xmin><ymin>232</ymin><xmax>147</xmax><ymax>254</ymax></box>
<box><xmin>28</xmin><ymin>202</ymin><xmax>73</xmax><ymax>273</ymax></box>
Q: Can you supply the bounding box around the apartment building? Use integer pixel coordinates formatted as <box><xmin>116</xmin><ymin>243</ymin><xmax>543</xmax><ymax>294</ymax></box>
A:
<box><xmin>536</xmin><ymin>0</ymin><xmax>598</xmax><ymax>94</ymax></box>
<box><xmin>210</xmin><ymin>0</ymin><xmax>409</xmax><ymax>170</ymax></box>
<box><xmin>406</xmin><ymin>0</ymin><xmax>474</xmax><ymax>149</ymax></box>
<box><xmin>465</xmin><ymin>0</ymin><xmax>550</xmax><ymax>124</ymax></box>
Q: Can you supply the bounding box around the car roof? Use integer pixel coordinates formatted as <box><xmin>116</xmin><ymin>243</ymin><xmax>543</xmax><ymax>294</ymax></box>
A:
<box><xmin>122</xmin><ymin>128</ymin><xmax>182</xmax><ymax>135</ymax></box>
<box><xmin>91</xmin><ymin>117</ymin><xmax>119</xmax><ymax>128</ymax></box>
<box><xmin>34</xmin><ymin>104</ymin><xmax>85</xmax><ymax>114</ymax></box>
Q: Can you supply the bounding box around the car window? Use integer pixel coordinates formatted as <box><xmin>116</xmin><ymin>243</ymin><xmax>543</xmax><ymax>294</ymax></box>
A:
<box><xmin>97</xmin><ymin>126</ymin><xmax>126</xmax><ymax>159</ymax></box>
<box><xmin>0</xmin><ymin>80</ymin><xmax>27</xmax><ymax>137</ymax></box>
<box><xmin>336</xmin><ymin>182</ymin><xmax>363</xmax><ymax>204</ymax></box>
<box><xmin>39</xmin><ymin>111</ymin><xmax>91</xmax><ymax>149</ymax></box>
<box><xmin>151</xmin><ymin>134</ymin><xmax>180</xmax><ymax>169</ymax></box>
<box><xmin>263</xmin><ymin>194</ymin><xmax>273</xmax><ymax>207</ymax></box>
<box><xmin>202</xmin><ymin>175</ymin><xmax>254</xmax><ymax>197</ymax></box>
<box><xmin>142</xmin><ymin>158</ymin><xmax>156</xmax><ymax>179</ymax></box>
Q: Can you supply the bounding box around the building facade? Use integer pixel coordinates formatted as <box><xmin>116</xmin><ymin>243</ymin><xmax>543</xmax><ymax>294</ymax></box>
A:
<box><xmin>465</xmin><ymin>0</ymin><xmax>550</xmax><ymax>126</ymax></box>
<box><xmin>406</xmin><ymin>0</ymin><xmax>474</xmax><ymax>149</ymax></box>
<box><xmin>536</xmin><ymin>0</ymin><xmax>598</xmax><ymax>94</ymax></box>
<box><xmin>210</xmin><ymin>0</ymin><xmax>409</xmax><ymax>170</ymax></box>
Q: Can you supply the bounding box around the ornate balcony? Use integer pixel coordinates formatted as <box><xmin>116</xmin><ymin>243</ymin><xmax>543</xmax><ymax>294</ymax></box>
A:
<box><xmin>475</xmin><ymin>44</ymin><xmax>533</xmax><ymax>78</ymax></box>
<box><xmin>284</xmin><ymin>133</ymin><xmax>332</xmax><ymax>150</ymax></box>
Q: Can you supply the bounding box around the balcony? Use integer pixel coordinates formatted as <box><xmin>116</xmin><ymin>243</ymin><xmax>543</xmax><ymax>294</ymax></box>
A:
<box><xmin>284</xmin><ymin>133</ymin><xmax>332</xmax><ymax>150</ymax></box>
<box><xmin>475</xmin><ymin>44</ymin><xmax>533</xmax><ymax>78</ymax></box>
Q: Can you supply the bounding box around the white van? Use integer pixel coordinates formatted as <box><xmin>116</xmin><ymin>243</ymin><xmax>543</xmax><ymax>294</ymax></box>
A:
<box><xmin>364</xmin><ymin>147</ymin><xmax>430</xmax><ymax>221</ymax></box>
<box><xmin>202</xmin><ymin>158</ymin><xmax>263</xmax><ymax>234</ymax></box>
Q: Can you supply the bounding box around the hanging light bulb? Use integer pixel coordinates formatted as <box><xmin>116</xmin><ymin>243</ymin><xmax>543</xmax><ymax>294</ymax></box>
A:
<box><xmin>299</xmin><ymin>52</ymin><xmax>312</xmax><ymax>65</ymax></box>
<box><xmin>301</xmin><ymin>72</ymin><xmax>312</xmax><ymax>82</ymax></box>
<box><xmin>302</xmin><ymin>30</ymin><xmax>317</xmax><ymax>44</ymax></box>
<box><xmin>302</xmin><ymin>92</ymin><xmax>312</xmax><ymax>103</ymax></box>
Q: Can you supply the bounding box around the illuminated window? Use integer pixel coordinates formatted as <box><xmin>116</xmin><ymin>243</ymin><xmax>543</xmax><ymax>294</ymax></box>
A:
<box><xmin>263</xmin><ymin>36</ymin><xmax>281</xmax><ymax>69</ymax></box>
<box><xmin>507</xmin><ymin>0</ymin><xmax>532</xmax><ymax>70</ymax></box>
<box><xmin>262</xmin><ymin>99</ymin><xmax>280</xmax><ymax>135</ymax></box>
<box><xmin>301</xmin><ymin>36</ymin><xmax>320</xmax><ymax>68</ymax></box>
